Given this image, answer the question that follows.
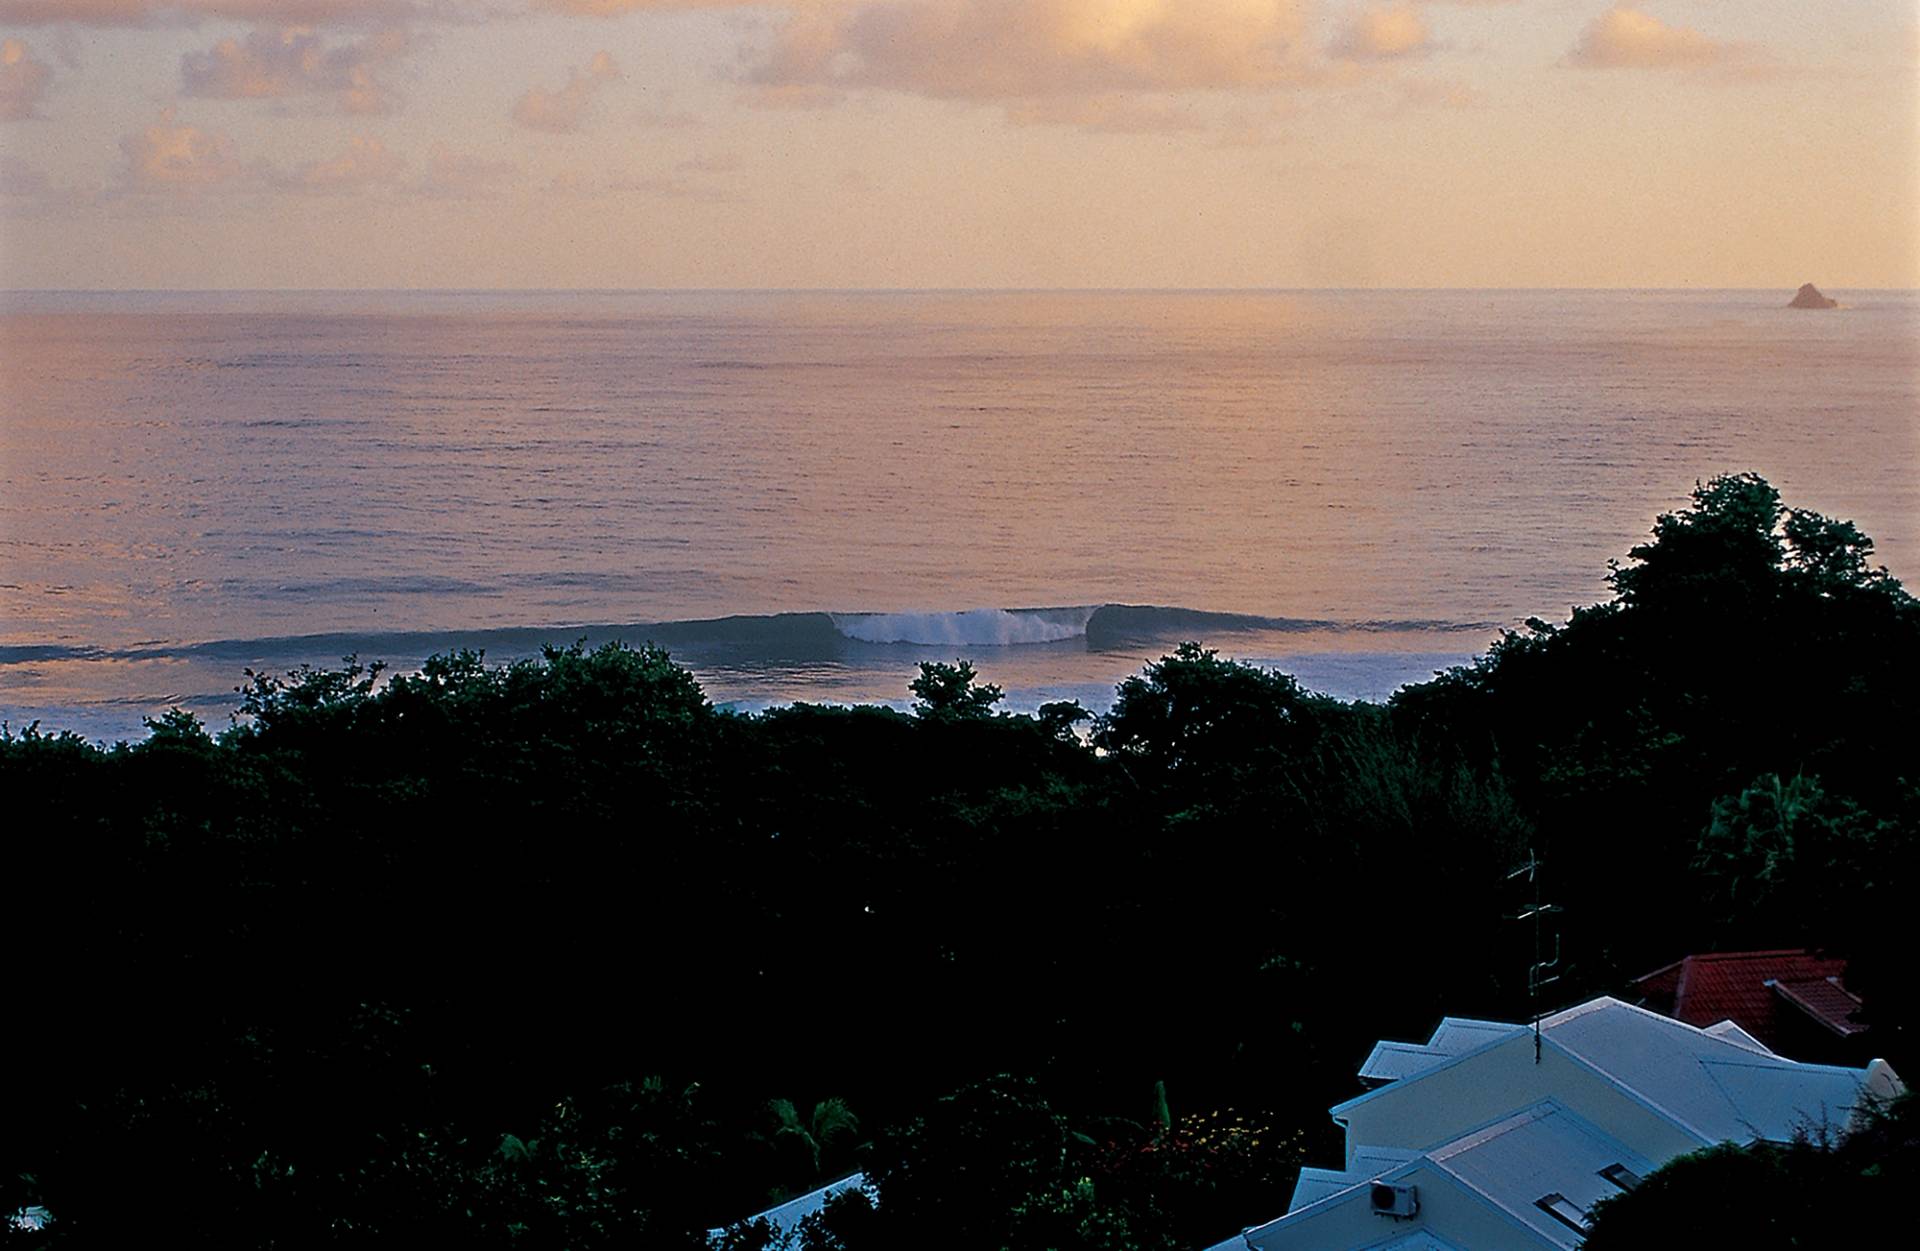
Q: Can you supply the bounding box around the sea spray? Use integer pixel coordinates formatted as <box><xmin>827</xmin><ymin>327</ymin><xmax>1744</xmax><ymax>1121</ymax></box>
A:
<box><xmin>830</xmin><ymin>608</ymin><xmax>1098</xmax><ymax>647</ymax></box>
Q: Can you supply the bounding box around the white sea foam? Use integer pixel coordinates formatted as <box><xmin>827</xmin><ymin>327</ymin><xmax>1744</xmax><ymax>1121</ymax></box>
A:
<box><xmin>830</xmin><ymin>607</ymin><xmax>1097</xmax><ymax>646</ymax></box>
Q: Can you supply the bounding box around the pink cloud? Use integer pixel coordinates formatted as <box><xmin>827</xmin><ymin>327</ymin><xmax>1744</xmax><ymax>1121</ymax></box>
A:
<box><xmin>512</xmin><ymin>49</ymin><xmax>620</xmax><ymax>132</ymax></box>
<box><xmin>0</xmin><ymin>37</ymin><xmax>53</xmax><ymax>120</ymax></box>
<box><xmin>181</xmin><ymin>26</ymin><xmax>414</xmax><ymax>113</ymax></box>
<box><xmin>1566</xmin><ymin>6</ymin><xmax>1739</xmax><ymax>70</ymax></box>
<box><xmin>1329</xmin><ymin>4</ymin><xmax>1431</xmax><ymax>63</ymax></box>
<box><xmin>747</xmin><ymin>0</ymin><xmax>1314</xmax><ymax>102</ymax></box>
<box><xmin>118</xmin><ymin>108</ymin><xmax>248</xmax><ymax>191</ymax></box>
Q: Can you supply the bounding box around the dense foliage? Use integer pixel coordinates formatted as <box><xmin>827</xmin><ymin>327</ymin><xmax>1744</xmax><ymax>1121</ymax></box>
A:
<box><xmin>1580</xmin><ymin>1093</ymin><xmax>1920</xmax><ymax>1249</ymax></box>
<box><xmin>4</xmin><ymin>474</ymin><xmax>1914</xmax><ymax>1248</ymax></box>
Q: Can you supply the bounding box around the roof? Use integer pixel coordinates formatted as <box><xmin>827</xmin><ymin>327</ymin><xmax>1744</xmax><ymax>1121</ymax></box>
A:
<box><xmin>1286</xmin><ymin>1146</ymin><xmax>1419</xmax><ymax>1212</ymax></box>
<box><xmin>1423</xmin><ymin>1100</ymin><xmax>1659</xmax><ymax>1250</ymax></box>
<box><xmin>1538</xmin><ymin>997</ymin><xmax>1875</xmax><ymax>1143</ymax></box>
<box><xmin>1245</xmin><ymin>1100</ymin><xmax>1658</xmax><ymax>1251</ymax></box>
<box><xmin>706</xmin><ymin>1172</ymin><xmax>869</xmax><ymax>1244</ymax></box>
<box><xmin>1332</xmin><ymin>996</ymin><xmax>1892</xmax><ymax>1140</ymax></box>
<box><xmin>1702</xmin><ymin>1020</ymin><xmax>1773</xmax><ymax>1055</ymax></box>
<box><xmin>1630</xmin><ymin>949</ymin><xmax>1860</xmax><ymax>1049</ymax></box>
<box><xmin>1358</xmin><ymin>1017</ymin><xmax>1523</xmax><ymax>1085</ymax></box>
<box><xmin>1243</xmin><ymin>996</ymin><xmax>1903</xmax><ymax>1249</ymax></box>
<box><xmin>1363</xmin><ymin>1234</ymin><xmax>1469</xmax><ymax>1251</ymax></box>
<box><xmin>1772</xmin><ymin>976</ymin><xmax>1868</xmax><ymax>1037</ymax></box>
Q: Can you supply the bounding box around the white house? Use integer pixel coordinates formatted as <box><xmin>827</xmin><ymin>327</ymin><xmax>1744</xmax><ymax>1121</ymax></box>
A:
<box><xmin>1205</xmin><ymin>996</ymin><xmax>1904</xmax><ymax>1251</ymax></box>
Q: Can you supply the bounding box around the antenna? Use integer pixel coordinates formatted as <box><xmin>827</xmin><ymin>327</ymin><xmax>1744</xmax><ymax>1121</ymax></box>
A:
<box><xmin>1508</xmin><ymin>849</ymin><xmax>1562</xmax><ymax>1064</ymax></box>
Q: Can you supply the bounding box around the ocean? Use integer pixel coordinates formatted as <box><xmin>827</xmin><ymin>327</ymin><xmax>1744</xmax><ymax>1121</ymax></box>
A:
<box><xmin>2</xmin><ymin>289</ymin><xmax>1915</xmax><ymax>742</ymax></box>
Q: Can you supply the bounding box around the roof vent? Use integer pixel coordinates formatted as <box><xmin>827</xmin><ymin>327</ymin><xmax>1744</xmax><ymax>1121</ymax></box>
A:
<box><xmin>1536</xmin><ymin>1192</ymin><xmax>1590</xmax><ymax>1233</ymax></box>
<box><xmin>1370</xmin><ymin>1182</ymin><xmax>1418</xmax><ymax>1218</ymax></box>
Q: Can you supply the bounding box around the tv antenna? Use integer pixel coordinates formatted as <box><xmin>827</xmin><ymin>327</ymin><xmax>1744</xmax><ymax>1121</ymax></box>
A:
<box><xmin>1508</xmin><ymin>849</ymin><xmax>1562</xmax><ymax>1064</ymax></box>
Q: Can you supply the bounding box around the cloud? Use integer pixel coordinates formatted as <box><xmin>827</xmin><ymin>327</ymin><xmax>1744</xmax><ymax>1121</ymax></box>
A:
<box><xmin>747</xmin><ymin>0</ymin><xmax>1313</xmax><ymax>102</ymax></box>
<box><xmin>118</xmin><ymin>108</ymin><xmax>248</xmax><ymax>191</ymax></box>
<box><xmin>414</xmin><ymin>145</ymin><xmax>517</xmax><ymax>197</ymax></box>
<box><xmin>1565</xmin><ymin>6</ymin><xmax>1739</xmax><ymax>70</ymax></box>
<box><xmin>277</xmin><ymin>133</ymin><xmax>405</xmax><ymax>192</ymax></box>
<box><xmin>181</xmin><ymin>26</ymin><xmax>413</xmax><ymax>113</ymax></box>
<box><xmin>512</xmin><ymin>49</ymin><xmax>620</xmax><ymax>132</ymax></box>
<box><xmin>0</xmin><ymin>0</ymin><xmax>433</xmax><ymax>25</ymax></box>
<box><xmin>0</xmin><ymin>37</ymin><xmax>53</xmax><ymax>120</ymax></box>
<box><xmin>1330</xmin><ymin>4</ymin><xmax>1431</xmax><ymax>63</ymax></box>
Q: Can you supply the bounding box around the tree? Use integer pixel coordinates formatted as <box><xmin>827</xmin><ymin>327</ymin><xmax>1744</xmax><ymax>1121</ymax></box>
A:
<box><xmin>1094</xmin><ymin>643</ymin><xmax>1321</xmax><ymax>782</ymax></box>
<box><xmin>1693</xmin><ymin>773</ymin><xmax>1885</xmax><ymax>938</ymax></box>
<box><xmin>1608</xmin><ymin>472</ymin><xmax>1786</xmax><ymax>615</ymax></box>
<box><xmin>860</xmin><ymin>1076</ymin><xmax>1067</xmax><ymax>1246</ymax></box>
<box><xmin>908</xmin><ymin>660</ymin><xmax>1004</xmax><ymax>720</ymax></box>
<box><xmin>764</xmin><ymin>1097</ymin><xmax>861</xmax><ymax>1184</ymax></box>
<box><xmin>1783</xmin><ymin>509</ymin><xmax>1895</xmax><ymax>597</ymax></box>
<box><xmin>1036</xmin><ymin>700</ymin><xmax>1092</xmax><ymax>743</ymax></box>
<box><xmin>1582</xmin><ymin>1095</ymin><xmax>1919</xmax><ymax>1250</ymax></box>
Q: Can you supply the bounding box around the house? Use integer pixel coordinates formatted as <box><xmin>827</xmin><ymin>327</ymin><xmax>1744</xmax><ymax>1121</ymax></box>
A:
<box><xmin>1204</xmin><ymin>996</ymin><xmax>1903</xmax><ymax>1251</ymax></box>
<box><xmin>1630</xmin><ymin>948</ymin><xmax>1869</xmax><ymax>1063</ymax></box>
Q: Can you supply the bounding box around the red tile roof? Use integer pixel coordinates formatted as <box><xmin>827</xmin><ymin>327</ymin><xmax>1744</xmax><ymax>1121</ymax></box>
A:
<box><xmin>1629</xmin><ymin>949</ymin><xmax>1860</xmax><ymax>1050</ymax></box>
<box><xmin>1772</xmin><ymin>977</ymin><xmax>1867</xmax><ymax>1038</ymax></box>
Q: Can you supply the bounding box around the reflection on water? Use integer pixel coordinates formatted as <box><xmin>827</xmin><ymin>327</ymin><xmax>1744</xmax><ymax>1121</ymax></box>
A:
<box><xmin>2</xmin><ymin>289</ymin><xmax>1915</xmax><ymax>740</ymax></box>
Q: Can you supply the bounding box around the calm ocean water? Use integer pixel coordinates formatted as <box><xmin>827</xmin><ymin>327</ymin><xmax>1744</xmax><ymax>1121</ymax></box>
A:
<box><xmin>3</xmin><ymin>289</ymin><xmax>1915</xmax><ymax>741</ymax></box>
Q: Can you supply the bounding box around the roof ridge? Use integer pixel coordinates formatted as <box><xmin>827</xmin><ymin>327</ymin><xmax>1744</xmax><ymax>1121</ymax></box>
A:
<box><xmin>1539</xmin><ymin>994</ymin><xmax>1625</xmax><ymax>1026</ymax></box>
<box><xmin>1425</xmin><ymin>1099</ymin><xmax>1562</xmax><ymax>1159</ymax></box>
<box><xmin>1691</xmin><ymin>948</ymin><xmax>1824</xmax><ymax>961</ymax></box>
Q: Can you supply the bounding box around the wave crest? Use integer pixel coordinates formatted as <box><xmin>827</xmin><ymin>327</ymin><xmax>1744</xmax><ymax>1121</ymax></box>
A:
<box><xmin>831</xmin><ymin>607</ymin><xmax>1097</xmax><ymax>647</ymax></box>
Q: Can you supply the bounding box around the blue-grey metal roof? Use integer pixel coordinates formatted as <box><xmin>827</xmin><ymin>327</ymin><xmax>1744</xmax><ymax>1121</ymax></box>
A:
<box><xmin>1358</xmin><ymin>1018</ymin><xmax>1523</xmax><ymax>1085</ymax></box>
<box><xmin>1539</xmin><ymin>997</ymin><xmax>1875</xmax><ymax>1144</ymax></box>
<box><xmin>707</xmin><ymin>1172</ymin><xmax>870</xmax><ymax>1244</ymax></box>
<box><xmin>1424</xmin><ymin>1100</ymin><xmax>1660</xmax><ymax>1250</ymax></box>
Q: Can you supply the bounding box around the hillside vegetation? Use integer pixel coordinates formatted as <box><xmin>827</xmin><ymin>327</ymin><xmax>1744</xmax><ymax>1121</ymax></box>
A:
<box><xmin>5</xmin><ymin>474</ymin><xmax>1914</xmax><ymax>1249</ymax></box>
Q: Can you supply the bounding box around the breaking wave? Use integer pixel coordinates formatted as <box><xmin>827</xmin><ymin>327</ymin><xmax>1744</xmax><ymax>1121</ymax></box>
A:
<box><xmin>0</xmin><ymin>604</ymin><xmax>1497</xmax><ymax>670</ymax></box>
<box><xmin>831</xmin><ymin>607</ymin><xmax>1098</xmax><ymax>646</ymax></box>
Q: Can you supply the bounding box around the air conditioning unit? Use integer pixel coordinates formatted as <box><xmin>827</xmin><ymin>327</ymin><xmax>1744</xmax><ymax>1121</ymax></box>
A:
<box><xmin>1370</xmin><ymin>1182</ymin><xmax>1418</xmax><ymax>1218</ymax></box>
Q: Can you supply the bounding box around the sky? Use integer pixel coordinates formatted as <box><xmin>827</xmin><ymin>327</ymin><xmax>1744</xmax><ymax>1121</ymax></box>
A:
<box><xmin>0</xmin><ymin>1</ymin><xmax>1915</xmax><ymax>289</ymax></box>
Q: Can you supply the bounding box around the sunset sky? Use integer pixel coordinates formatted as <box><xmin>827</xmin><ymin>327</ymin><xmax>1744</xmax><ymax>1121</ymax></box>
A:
<box><xmin>1</xmin><ymin>1</ymin><xmax>1914</xmax><ymax>289</ymax></box>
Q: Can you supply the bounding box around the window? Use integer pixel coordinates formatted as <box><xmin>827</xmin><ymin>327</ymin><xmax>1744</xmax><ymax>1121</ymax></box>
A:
<box><xmin>1599</xmin><ymin>1162</ymin><xmax>1642</xmax><ymax>1192</ymax></box>
<box><xmin>1535</xmin><ymin>1192</ymin><xmax>1590</xmax><ymax>1233</ymax></box>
